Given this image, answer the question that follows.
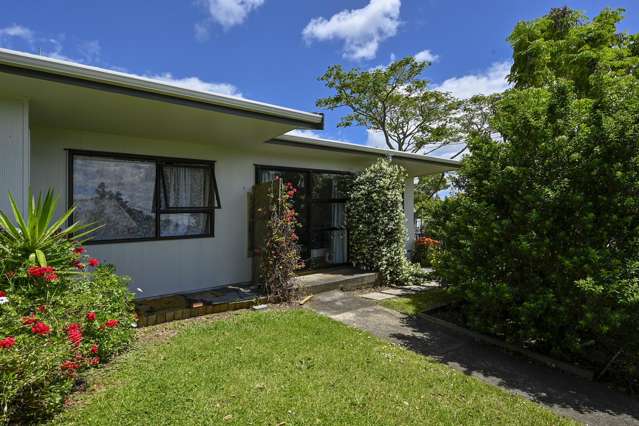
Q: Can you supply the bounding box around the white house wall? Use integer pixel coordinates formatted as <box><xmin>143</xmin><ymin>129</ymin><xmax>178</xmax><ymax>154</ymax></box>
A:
<box><xmin>0</xmin><ymin>97</ymin><xmax>30</xmax><ymax>213</ymax></box>
<box><xmin>30</xmin><ymin>126</ymin><xmax>386</xmax><ymax>298</ymax></box>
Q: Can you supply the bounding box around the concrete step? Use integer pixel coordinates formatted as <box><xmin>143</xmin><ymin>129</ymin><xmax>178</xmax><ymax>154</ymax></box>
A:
<box><xmin>297</xmin><ymin>267</ymin><xmax>379</xmax><ymax>295</ymax></box>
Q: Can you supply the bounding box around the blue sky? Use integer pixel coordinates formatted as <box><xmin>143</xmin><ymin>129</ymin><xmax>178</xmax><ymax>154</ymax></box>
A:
<box><xmin>1</xmin><ymin>1</ymin><xmax>637</xmax><ymax>156</ymax></box>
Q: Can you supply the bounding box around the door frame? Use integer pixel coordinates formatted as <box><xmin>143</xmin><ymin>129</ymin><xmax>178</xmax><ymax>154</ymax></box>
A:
<box><xmin>254</xmin><ymin>164</ymin><xmax>352</xmax><ymax>269</ymax></box>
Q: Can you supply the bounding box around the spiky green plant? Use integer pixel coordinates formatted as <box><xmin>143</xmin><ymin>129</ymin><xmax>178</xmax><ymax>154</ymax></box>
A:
<box><xmin>0</xmin><ymin>190</ymin><xmax>98</xmax><ymax>269</ymax></box>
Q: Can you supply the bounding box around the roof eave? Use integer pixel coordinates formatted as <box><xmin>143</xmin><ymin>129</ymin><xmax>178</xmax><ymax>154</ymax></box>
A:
<box><xmin>0</xmin><ymin>48</ymin><xmax>324</xmax><ymax>130</ymax></box>
<box><xmin>270</xmin><ymin>134</ymin><xmax>462</xmax><ymax>169</ymax></box>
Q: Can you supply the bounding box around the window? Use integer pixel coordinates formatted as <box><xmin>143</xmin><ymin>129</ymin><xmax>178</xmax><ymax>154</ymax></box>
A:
<box><xmin>255</xmin><ymin>166</ymin><xmax>352</xmax><ymax>269</ymax></box>
<box><xmin>69</xmin><ymin>150</ymin><xmax>220</xmax><ymax>243</ymax></box>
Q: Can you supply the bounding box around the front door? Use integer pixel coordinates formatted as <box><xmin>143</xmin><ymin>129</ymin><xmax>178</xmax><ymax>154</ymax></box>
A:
<box><xmin>255</xmin><ymin>166</ymin><xmax>352</xmax><ymax>269</ymax></box>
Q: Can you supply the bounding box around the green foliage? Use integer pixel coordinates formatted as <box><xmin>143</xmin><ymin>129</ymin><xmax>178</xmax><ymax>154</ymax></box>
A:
<box><xmin>0</xmin><ymin>191</ymin><xmax>134</xmax><ymax>424</ymax></box>
<box><xmin>259</xmin><ymin>180</ymin><xmax>303</xmax><ymax>302</ymax></box>
<box><xmin>347</xmin><ymin>159</ymin><xmax>419</xmax><ymax>285</ymax></box>
<box><xmin>431</xmin><ymin>7</ymin><xmax>639</xmax><ymax>383</ymax></box>
<box><xmin>0</xmin><ymin>190</ymin><xmax>97</xmax><ymax>273</ymax></box>
<box><xmin>317</xmin><ymin>57</ymin><xmax>461</xmax><ymax>152</ymax></box>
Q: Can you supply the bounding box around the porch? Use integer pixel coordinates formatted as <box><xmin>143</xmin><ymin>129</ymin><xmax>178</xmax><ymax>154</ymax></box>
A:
<box><xmin>135</xmin><ymin>266</ymin><xmax>379</xmax><ymax>326</ymax></box>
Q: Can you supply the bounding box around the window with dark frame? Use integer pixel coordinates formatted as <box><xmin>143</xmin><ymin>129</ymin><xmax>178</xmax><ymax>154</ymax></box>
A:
<box><xmin>255</xmin><ymin>165</ymin><xmax>352</xmax><ymax>269</ymax></box>
<box><xmin>69</xmin><ymin>150</ymin><xmax>220</xmax><ymax>244</ymax></box>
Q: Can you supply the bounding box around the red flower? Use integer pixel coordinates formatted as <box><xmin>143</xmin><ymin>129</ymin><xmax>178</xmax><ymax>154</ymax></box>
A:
<box><xmin>27</xmin><ymin>266</ymin><xmax>58</xmax><ymax>282</ymax></box>
<box><xmin>73</xmin><ymin>246</ymin><xmax>86</xmax><ymax>254</ymax></box>
<box><xmin>105</xmin><ymin>319</ymin><xmax>119</xmax><ymax>328</ymax></box>
<box><xmin>88</xmin><ymin>258</ymin><xmax>100</xmax><ymax>267</ymax></box>
<box><xmin>22</xmin><ymin>315</ymin><xmax>37</xmax><ymax>325</ymax></box>
<box><xmin>90</xmin><ymin>344</ymin><xmax>99</xmax><ymax>354</ymax></box>
<box><xmin>89</xmin><ymin>356</ymin><xmax>100</xmax><ymax>366</ymax></box>
<box><xmin>73</xmin><ymin>260</ymin><xmax>85</xmax><ymax>270</ymax></box>
<box><xmin>86</xmin><ymin>311</ymin><xmax>97</xmax><ymax>321</ymax></box>
<box><xmin>31</xmin><ymin>321</ymin><xmax>51</xmax><ymax>335</ymax></box>
<box><xmin>66</xmin><ymin>323</ymin><xmax>83</xmax><ymax>347</ymax></box>
<box><xmin>0</xmin><ymin>290</ymin><xmax>6</xmax><ymax>297</ymax></box>
<box><xmin>37</xmin><ymin>305</ymin><xmax>46</xmax><ymax>313</ymax></box>
<box><xmin>0</xmin><ymin>336</ymin><xmax>16</xmax><ymax>349</ymax></box>
<box><xmin>61</xmin><ymin>360</ymin><xmax>80</xmax><ymax>371</ymax></box>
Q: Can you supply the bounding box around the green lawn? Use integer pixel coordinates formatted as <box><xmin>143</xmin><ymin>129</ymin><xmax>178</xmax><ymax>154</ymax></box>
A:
<box><xmin>380</xmin><ymin>288</ymin><xmax>455</xmax><ymax>315</ymax></box>
<box><xmin>54</xmin><ymin>309</ymin><xmax>572</xmax><ymax>425</ymax></box>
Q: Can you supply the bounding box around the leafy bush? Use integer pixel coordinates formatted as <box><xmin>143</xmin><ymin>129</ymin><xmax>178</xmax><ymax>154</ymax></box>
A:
<box><xmin>259</xmin><ymin>179</ymin><xmax>303</xmax><ymax>302</ymax></box>
<box><xmin>431</xmin><ymin>8</ymin><xmax>639</xmax><ymax>384</ymax></box>
<box><xmin>347</xmin><ymin>159</ymin><xmax>419</xmax><ymax>285</ymax></box>
<box><xmin>0</xmin><ymin>191</ymin><xmax>134</xmax><ymax>424</ymax></box>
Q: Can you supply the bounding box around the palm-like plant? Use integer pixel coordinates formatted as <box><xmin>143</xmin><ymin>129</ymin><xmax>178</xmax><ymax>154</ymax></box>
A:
<box><xmin>0</xmin><ymin>190</ymin><xmax>98</xmax><ymax>268</ymax></box>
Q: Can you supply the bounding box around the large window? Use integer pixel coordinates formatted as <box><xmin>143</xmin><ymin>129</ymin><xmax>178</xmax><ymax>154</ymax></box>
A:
<box><xmin>69</xmin><ymin>150</ymin><xmax>220</xmax><ymax>243</ymax></box>
<box><xmin>256</xmin><ymin>166</ymin><xmax>352</xmax><ymax>269</ymax></box>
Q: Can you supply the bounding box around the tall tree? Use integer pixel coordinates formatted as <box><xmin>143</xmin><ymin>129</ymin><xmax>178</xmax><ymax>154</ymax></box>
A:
<box><xmin>317</xmin><ymin>57</ymin><xmax>461</xmax><ymax>153</ymax></box>
<box><xmin>433</xmin><ymin>7</ymin><xmax>639</xmax><ymax>382</ymax></box>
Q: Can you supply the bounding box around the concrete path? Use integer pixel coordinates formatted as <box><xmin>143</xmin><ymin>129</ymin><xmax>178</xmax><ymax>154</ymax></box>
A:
<box><xmin>307</xmin><ymin>290</ymin><xmax>639</xmax><ymax>426</ymax></box>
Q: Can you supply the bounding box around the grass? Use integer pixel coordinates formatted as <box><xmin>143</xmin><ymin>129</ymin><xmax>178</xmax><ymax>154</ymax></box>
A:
<box><xmin>53</xmin><ymin>309</ymin><xmax>572</xmax><ymax>425</ymax></box>
<box><xmin>380</xmin><ymin>288</ymin><xmax>455</xmax><ymax>315</ymax></box>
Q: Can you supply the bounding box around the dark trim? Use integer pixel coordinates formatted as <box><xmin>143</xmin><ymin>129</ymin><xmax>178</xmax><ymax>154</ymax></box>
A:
<box><xmin>67</xmin><ymin>149</ymin><xmax>219</xmax><ymax>245</ymax></box>
<box><xmin>268</xmin><ymin>138</ymin><xmax>460</xmax><ymax>167</ymax></box>
<box><xmin>254</xmin><ymin>165</ymin><xmax>351</xmax><ymax>269</ymax></box>
<box><xmin>0</xmin><ymin>63</ymin><xmax>324</xmax><ymax>130</ymax></box>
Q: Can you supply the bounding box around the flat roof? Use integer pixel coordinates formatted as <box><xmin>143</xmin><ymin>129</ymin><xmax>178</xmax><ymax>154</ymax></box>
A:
<box><xmin>271</xmin><ymin>133</ymin><xmax>461</xmax><ymax>169</ymax></box>
<box><xmin>0</xmin><ymin>48</ymin><xmax>324</xmax><ymax>129</ymax></box>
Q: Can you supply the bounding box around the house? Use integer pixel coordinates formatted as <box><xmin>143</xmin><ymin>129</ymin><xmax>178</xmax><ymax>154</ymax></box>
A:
<box><xmin>0</xmin><ymin>48</ymin><xmax>460</xmax><ymax>299</ymax></box>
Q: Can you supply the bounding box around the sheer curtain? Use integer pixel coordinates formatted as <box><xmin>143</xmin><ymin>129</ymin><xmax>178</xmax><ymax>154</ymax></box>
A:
<box><xmin>329</xmin><ymin>179</ymin><xmax>347</xmax><ymax>264</ymax></box>
<box><xmin>162</xmin><ymin>166</ymin><xmax>210</xmax><ymax>208</ymax></box>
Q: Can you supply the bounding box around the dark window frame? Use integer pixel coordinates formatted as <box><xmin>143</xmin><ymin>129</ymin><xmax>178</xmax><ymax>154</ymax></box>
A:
<box><xmin>254</xmin><ymin>164</ymin><xmax>352</xmax><ymax>268</ymax></box>
<box><xmin>67</xmin><ymin>149</ymin><xmax>220</xmax><ymax>245</ymax></box>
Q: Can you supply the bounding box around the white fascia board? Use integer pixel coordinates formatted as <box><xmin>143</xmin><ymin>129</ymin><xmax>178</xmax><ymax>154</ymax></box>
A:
<box><xmin>275</xmin><ymin>133</ymin><xmax>462</xmax><ymax>168</ymax></box>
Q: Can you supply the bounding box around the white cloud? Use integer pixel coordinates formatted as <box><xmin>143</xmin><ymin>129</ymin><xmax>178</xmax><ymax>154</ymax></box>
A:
<box><xmin>434</xmin><ymin>61</ymin><xmax>511</xmax><ymax>99</ymax></box>
<box><xmin>0</xmin><ymin>24</ymin><xmax>34</xmax><ymax>42</ymax></box>
<box><xmin>78</xmin><ymin>40</ymin><xmax>101</xmax><ymax>63</ymax></box>
<box><xmin>302</xmin><ymin>0</ymin><xmax>401</xmax><ymax>61</ymax></box>
<box><xmin>196</xmin><ymin>0</ymin><xmax>265</xmax><ymax>36</ymax></box>
<box><xmin>146</xmin><ymin>73</ymin><xmax>242</xmax><ymax>97</ymax></box>
<box><xmin>286</xmin><ymin>129</ymin><xmax>321</xmax><ymax>138</ymax></box>
<box><xmin>414</xmin><ymin>49</ymin><xmax>438</xmax><ymax>63</ymax></box>
<box><xmin>366</xmin><ymin>129</ymin><xmax>389</xmax><ymax>149</ymax></box>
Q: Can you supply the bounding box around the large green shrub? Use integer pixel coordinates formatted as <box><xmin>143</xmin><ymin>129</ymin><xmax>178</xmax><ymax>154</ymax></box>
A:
<box><xmin>347</xmin><ymin>159</ymin><xmax>418</xmax><ymax>285</ymax></box>
<box><xmin>0</xmin><ymin>191</ymin><xmax>135</xmax><ymax>424</ymax></box>
<box><xmin>432</xmin><ymin>8</ymin><xmax>639</xmax><ymax>382</ymax></box>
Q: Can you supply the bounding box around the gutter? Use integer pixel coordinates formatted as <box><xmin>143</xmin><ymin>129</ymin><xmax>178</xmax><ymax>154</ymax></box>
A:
<box><xmin>270</xmin><ymin>134</ymin><xmax>462</xmax><ymax>168</ymax></box>
<box><xmin>0</xmin><ymin>48</ymin><xmax>324</xmax><ymax>130</ymax></box>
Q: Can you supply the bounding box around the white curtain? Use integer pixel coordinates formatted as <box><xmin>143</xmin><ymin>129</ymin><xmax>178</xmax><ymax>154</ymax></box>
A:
<box><xmin>163</xmin><ymin>166</ymin><xmax>209</xmax><ymax>208</ymax></box>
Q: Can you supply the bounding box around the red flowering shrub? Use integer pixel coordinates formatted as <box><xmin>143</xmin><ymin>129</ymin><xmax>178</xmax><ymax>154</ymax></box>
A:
<box><xmin>0</xmin><ymin>191</ymin><xmax>135</xmax><ymax>424</ymax></box>
<box><xmin>413</xmin><ymin>237</ymin><xmax>441</xmax><ymax>267</ymax></box>
<box><xmin>258</xmin><ymin>179</ymin><xmax>303</xmax><ymax>302</ymax></box>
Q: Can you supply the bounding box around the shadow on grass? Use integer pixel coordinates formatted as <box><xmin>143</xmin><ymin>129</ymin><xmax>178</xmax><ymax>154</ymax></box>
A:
<box><xmin>389</xmin><ymin>314</ymin><xmax>639</xmax><ymax>424</ymax></box>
